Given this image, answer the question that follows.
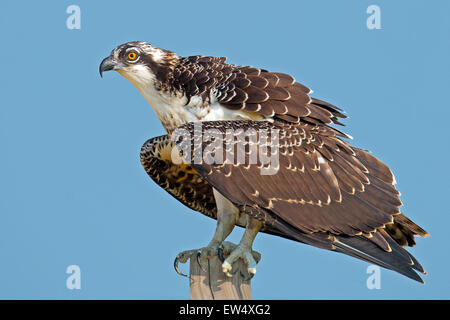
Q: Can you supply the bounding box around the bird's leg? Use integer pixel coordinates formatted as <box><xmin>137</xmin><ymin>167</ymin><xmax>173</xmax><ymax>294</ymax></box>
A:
<box><xmin>174</xmin><ymin>189</ymin><xmax>239</xmax><ymax>276</ymax></box>
<box><xmin>204</xmin><ymin>206</ymin><xmax>238</xmax><ymax>255</ymax></box>
<box><xmin>222</xmin><ymin>216</ymin><xmax>262</xmax><ymax>278</ymax></box>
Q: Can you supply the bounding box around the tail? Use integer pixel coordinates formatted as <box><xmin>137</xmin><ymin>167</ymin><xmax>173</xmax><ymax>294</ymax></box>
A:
<box><xmin>334</xmin><ymin>229</ymin><xmax>427</xmax><ymax>283</ymax></box>
<box><xmin>265</xmin><ymin>146</ymin><xmax>430</xmax><ymax>283</ymax></box>
<box><xmin>331</xmin><ymin>148</ymin><xmax>429</xmax><ymax>283</ymax></box>
<box><xmin>265</xmin><ymin>210</ymin><xmax>429</xmax><ymax>283</ymax></box>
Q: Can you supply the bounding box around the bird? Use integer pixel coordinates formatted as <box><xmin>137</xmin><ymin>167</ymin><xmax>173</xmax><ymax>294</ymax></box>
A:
<box><xmin>99</xmin><ymin>41</ymin><xmax>429</xmax><ymax>283</ymax></box>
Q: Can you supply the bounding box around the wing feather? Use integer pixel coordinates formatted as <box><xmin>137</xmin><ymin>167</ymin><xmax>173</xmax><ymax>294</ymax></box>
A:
<box><xmin>172</xmin><ymin>120</ymin><xmax>428</xmax><ymax>282</ymax></box>
<box><xmin>174</xmin><ymin>57</ymin><xmax>345</xmax><ymax>126</ymax></box>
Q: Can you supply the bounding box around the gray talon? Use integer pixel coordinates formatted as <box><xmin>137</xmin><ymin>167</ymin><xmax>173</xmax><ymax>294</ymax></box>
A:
<box><xmin>221</xmin><ymin>244</ymin><xmax>260</xmax><ymax>279</ymax></box>
<box><xmin>241</xmin><ymin>271</ymin><xmax>255</xmax><ymax>281</ymax></box>
<box><xmin>218</xmin><ymin>247</ymin><xmax>225</xmax><ymax>262</ymax></box>
<box><xmin>196</xmin><ymin>251</ymin><xmax>207</xmax><ymax>273</ymax></box>
<box><xmin>174</xmin><ymin>256</ymin><xmax>189</xmax><ymax>278</ymax></box>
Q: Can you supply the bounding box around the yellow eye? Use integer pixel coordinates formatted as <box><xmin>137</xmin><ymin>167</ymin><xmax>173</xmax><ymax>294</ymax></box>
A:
<box><xmin>128</xmin><ymin>52</ymin><xmax>137</xmax><ymax>61</ymax></box>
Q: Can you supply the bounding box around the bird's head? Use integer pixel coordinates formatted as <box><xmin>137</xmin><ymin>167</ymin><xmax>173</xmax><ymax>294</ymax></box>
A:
<box><xmin>99</xmin><ymin>41</ymin><xmax>179</xmax><ymax>88</ymax></box>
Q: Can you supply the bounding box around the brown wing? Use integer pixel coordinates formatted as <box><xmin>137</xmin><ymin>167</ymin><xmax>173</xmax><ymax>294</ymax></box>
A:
<box><xmin>140</xmin><ymin>135</ymin><xmax>217</xmax><ymax>218</ymax></box>
<box><xmin>174</xmin><ymin>120</ymin><xmax>428</xmax><ymax>282</ymax></box>
<box><xmin>140</xmin><ymin>134</ymin><xmax>320</xmax><ymax>241</ymax></box>
<box><xmin>172</xmin><ymin>56</ymin><xmax>347</xmax><ymax>130</ymax></box>
<box><xmin>220</xmin><ymin>67</ymin><xmax>347</xmax><ymax>127</ymax></box>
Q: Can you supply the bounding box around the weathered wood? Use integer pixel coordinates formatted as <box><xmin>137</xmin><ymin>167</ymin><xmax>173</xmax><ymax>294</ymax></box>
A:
<box><xmin>189</xmin><ymin>254</ymin><xmax>253</xmax><ymax>300</ymax></box>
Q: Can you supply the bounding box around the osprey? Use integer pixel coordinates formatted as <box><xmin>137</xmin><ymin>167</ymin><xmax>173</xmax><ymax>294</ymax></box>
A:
<box><xmin>99</xmin><ymin>41</ymin><xmax>429</xmax><ymax>283</ymax></box>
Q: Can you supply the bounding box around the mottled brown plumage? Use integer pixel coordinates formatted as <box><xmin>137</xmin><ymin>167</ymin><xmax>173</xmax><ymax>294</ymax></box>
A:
<box><xmin>140</xmin><ymin>135</ymin><xmax>217</xmax><ymax>218</ymax></box>
<box><xmin>167</xmin><ymin>55</ymin><xmax>347</xmax><ymax>129</ymax></box>
<box><xmin>141</xmin><ymin>120</ymin><xmax>428</xmax><ymax>282</ymax></box>
<box><xmin>140</xmin><ymin>134</ymin><xmax>312</xmax><ymax>242</ymax></box>
<box><xmin>100</xmin><ymin>41</ymin><xmax>429</xmax><ymax>283</ymax></box>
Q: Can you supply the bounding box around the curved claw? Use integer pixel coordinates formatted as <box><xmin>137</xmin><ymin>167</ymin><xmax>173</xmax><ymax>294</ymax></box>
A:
<box><xmin>173</xmin><ymin>256</ymin><xmax>189</xmax><ymax>278</ymax></box>
<box><xmin>222</xmin><ymin>260</ymin><xmax>240</xmax><ymax>278</ymax></box>
<box><xmin>241</xmin><ymin>270</ymin><xmax>256</xmax><ymax>281</ymax></box>
<box><xmin>218</xmin><ymin>247</ymin><xmax>225</xmax><ymax>262</ymax></box>
<box><xmin>226</xmin><ymin>268</ymin><xmax>239</xmax><ymax>278</ymax></box>
<box><xmin>196</xmin><ymin>251</ymin><xmax>207</xmax><ymax>273</ymax></box>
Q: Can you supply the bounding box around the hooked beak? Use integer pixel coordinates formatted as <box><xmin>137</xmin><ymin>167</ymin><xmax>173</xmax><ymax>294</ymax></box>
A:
<box><xmin>99</xmin><ymin>55</ymin><xmax>121</xmax><ymax>77</ymax></box>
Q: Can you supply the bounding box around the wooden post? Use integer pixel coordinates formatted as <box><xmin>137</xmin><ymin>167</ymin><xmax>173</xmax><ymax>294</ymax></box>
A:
<box><xmin>188</xmin><ymin>253</ymin><xmax>253</xmax><ymax>300</ymax></box>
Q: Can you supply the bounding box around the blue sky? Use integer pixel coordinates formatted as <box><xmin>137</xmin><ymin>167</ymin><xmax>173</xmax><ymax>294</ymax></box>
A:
<box><xmin>0</xmin><ymin>0</ymin><xmax>449</xmax><ymax>299</ymax></box>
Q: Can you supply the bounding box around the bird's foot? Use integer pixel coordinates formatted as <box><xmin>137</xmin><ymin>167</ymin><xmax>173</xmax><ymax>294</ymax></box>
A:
<box><xmin>174</xmin><ymin>243</ymin><xmax>222</xmax><ymax>277</ymax></box>
<box><xmin>219</xmin><ymin>241</ymin><xmax>261</xmax><ymax>279</ymax></box>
